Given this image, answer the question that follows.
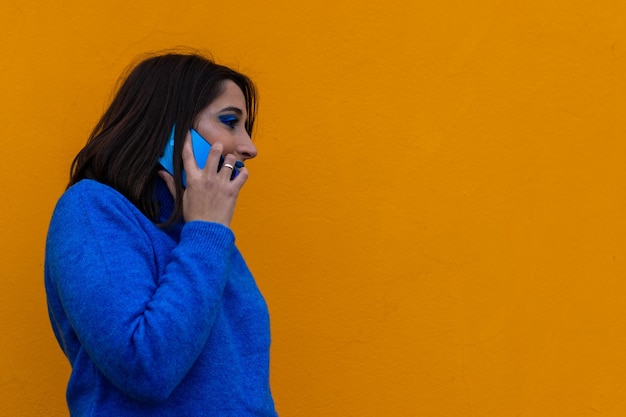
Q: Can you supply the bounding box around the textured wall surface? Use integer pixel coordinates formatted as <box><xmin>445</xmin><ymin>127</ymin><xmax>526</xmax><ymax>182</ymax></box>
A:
<box><xmin>2</xmin><ymin>0</ymin><xmax>626</xmax><ymax>415</ymax></box>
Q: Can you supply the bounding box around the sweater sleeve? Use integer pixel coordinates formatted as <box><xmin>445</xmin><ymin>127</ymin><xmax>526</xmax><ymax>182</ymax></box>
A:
<box><xmin>46</xmin><ymin>181</ymin><xmax>234</xmax><ymax>403</ymax></box>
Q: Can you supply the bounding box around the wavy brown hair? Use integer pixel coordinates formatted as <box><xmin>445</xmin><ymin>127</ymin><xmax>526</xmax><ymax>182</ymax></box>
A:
<box><xmin>69</xmin><ymin>51</ymin><xmax>257</xmax><ymax>227</ymax></box>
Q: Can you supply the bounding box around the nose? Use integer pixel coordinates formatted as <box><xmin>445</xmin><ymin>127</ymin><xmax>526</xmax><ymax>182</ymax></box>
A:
<box><xmin>236</xmin><ymin>131</ymin><xmax>258</xmax><ymax>161</ymax></box>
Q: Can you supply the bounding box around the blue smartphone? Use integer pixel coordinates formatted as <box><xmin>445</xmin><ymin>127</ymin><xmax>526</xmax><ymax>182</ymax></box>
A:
<box><xmin>158</xmin><ymin>128</ymin><xmax>244</xmax><ymax>185</ymax></box>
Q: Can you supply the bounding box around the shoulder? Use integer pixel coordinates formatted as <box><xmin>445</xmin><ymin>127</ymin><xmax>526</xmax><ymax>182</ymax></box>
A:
<box><xmin>50</xmin><ymin>179</ymin><xmax>149</xmax><ymax>238</ymax></box>
<box><xmin>55</xmin><ymin>179</ymin><xmax>139</xmax><ymax>218</ymax></box>
<box><xmin>47</xmin><ymin>180</ymin><xmax>159</xmax><ymax>265</ymax></box>
<box><xmin>60</xmin><ymin>179</ymin><xmax>129</xmax><ymax>205</ymax></box>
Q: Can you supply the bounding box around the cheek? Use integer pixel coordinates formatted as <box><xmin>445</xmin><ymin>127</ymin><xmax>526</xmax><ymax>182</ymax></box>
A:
<box><xmin>194</xmin><ymin>122</ymin><xmax>219</xmax><ymax>144</ymax></box>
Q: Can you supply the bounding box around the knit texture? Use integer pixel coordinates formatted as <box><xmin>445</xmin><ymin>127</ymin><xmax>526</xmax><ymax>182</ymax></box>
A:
<box><xmin>45</xmin><ymin>179</ymin><xmax>277</xmax><ymax>416</ymax></box>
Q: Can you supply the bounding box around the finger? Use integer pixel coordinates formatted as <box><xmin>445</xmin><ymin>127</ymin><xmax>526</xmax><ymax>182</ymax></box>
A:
<box><xmin>181</xmin><ymin>131</ymin><xmax>197</xmax><ymax>169</ymax></box>
<box><xmin>230</xmin><ymin>166</ymin><xmax>249</xmax><ymax>186</ymax></box>
<box><xmin>203</xmin><ymin>142</ymin><xmax>223</xmax><ymax>175</ymax></box>
<box><xmin>220</xmin><ymin>154</ymin><xmax>237</xmax><ymax>176</ymax></box>
<box><xmin>158</xmin><ymin>170</ymin><xmax>177</xmax><ymax>198</ymax></box>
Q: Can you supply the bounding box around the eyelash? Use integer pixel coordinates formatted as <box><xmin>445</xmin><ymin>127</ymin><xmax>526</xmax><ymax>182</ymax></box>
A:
<box><xmin>219</xmin><ymin>115</ymin><xmax>239</xmax><ymax>129</ymax></box>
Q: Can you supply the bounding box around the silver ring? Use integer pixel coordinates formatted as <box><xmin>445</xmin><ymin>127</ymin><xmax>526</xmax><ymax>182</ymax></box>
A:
<box><xmin>223</xmin><ymin>163</ymin><xmax>234</xmax><ymax>170</ymax></box>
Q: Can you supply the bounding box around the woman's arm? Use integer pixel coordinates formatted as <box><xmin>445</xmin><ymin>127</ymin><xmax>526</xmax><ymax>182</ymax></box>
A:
<box><xmin>47</xmin><ymin>181</ymin><xmax>233</xmax><ymax>402</ymax></box>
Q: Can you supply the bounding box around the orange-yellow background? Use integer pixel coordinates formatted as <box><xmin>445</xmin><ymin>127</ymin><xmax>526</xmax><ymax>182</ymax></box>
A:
<box><xmin>2</xmin><ymin>0</ymin><xmax>626</xmax><ymax>415</ymax></box>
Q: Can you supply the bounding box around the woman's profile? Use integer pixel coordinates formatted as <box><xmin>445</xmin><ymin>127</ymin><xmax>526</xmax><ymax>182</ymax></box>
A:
<box><xmin>44</xmin><ymin>51</ymin><xmax>278</xmax><ymax>416</ymax></box>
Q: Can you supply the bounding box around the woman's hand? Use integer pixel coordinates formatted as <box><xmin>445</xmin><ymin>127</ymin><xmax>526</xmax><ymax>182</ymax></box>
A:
<box><xmin>158</xmin><ymin>132</ymin><xmax>248</xmax><ymax>227</ymax></box>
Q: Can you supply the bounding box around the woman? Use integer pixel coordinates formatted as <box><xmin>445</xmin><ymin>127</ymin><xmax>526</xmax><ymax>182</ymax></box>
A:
<box><xmin>44</xmin><ymin>51</ymin><xmax>278</xmax><ymax>416</ymax></box>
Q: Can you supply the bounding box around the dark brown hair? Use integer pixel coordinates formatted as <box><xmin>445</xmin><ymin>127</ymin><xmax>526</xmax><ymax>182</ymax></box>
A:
<box><xmin>69</xmin><ymin>51</ymin><xmax>257</xmax><ymax>226</ymax></box>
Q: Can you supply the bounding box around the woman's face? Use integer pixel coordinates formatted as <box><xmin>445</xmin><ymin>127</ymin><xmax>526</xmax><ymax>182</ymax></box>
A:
<box><xmin>193</xmin><ymin>80</ymin><xmax>258</xmax><ymax>162</ymax></box>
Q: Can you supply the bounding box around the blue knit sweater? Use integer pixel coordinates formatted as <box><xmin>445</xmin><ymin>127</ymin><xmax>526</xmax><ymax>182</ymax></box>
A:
<box><xmin>44</xmin><ymin>179</ymin><xmax>277</xmax><ymax>416</ymax></box>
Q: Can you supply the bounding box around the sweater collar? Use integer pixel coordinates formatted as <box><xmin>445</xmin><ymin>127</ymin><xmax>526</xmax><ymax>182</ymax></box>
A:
<box><xmin>156</xmin><ymin>179</ymin><xmax>175</xmax><ymax>223</ymax></box>
<box><xmin>155</xmin><ymin>179</ymin><xmax>184</xmax><ymax>240</ymax></box>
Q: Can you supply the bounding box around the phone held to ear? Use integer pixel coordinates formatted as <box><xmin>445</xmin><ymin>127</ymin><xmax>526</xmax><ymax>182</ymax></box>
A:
<box><xmin>158</xmin><ymin>128</ymin><xmax>244</xmax><ymax>185</ymax></box>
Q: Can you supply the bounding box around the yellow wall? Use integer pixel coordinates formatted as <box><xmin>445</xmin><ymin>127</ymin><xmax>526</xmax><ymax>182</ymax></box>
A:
<box><xmin>2</xmin><ymin>0</ymin><xmax>626</xmax><ymax>415</ymax></box>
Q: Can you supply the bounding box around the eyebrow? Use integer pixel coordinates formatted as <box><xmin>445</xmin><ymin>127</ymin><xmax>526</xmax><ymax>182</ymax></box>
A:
<box><xmin>218</xmin><ymin>106</ymin><xmax>244</xmax><ymax>116</ymax></box>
